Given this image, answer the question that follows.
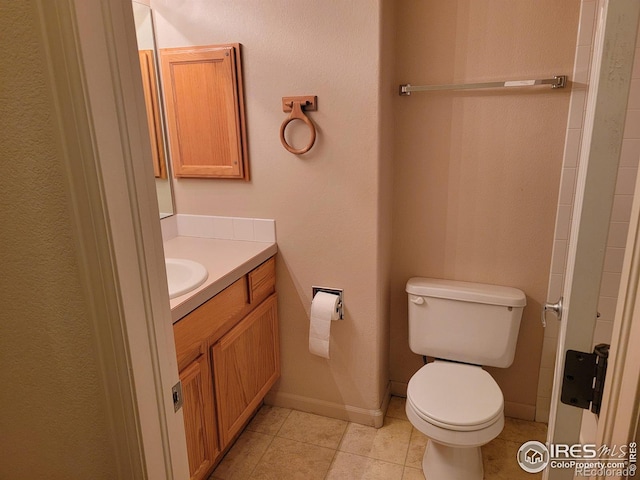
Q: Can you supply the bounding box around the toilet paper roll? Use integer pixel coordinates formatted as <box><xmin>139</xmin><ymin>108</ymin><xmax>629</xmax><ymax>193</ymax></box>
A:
<box><xmin>309</xmin><ymin>292</ymin><xmax>340</xmax><ymax>358</ymax></box>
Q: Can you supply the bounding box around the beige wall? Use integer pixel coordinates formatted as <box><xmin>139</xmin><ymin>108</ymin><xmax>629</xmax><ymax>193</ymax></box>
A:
<box><xmin>0</xmin><ymin>3</ymin><xmax>119</xmax><ymax>478</ymax></box>
<box><xmin>152</xmin><ymin>0</ymin><xmax>393</xmax><ymax>416</ymax></box>
<box><xmin>390</xmin><ymin>0</ymin><xmax>580</xmax><ymax>419</ymax></box>
<box><xmin>151</xmin><ymin>0</ymin><xmax>580</xmax><ymax>421</ymax></box>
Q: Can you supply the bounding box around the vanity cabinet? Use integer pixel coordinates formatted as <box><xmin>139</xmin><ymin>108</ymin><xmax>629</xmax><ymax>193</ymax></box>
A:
<box><xmin>159</xmin><ymin>44</ymin><xmax>249</xmax><ymax>180</ymax></box>
<box><xmin>173</xmin><ymin>257</ymin><xmax>278</xmax><ymax>480</ymax></box>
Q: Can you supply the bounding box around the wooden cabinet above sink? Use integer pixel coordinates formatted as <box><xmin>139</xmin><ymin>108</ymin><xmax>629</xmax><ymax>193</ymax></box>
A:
<box><xmin>160</xmin><ymin>44</ymin><xmax>249</xmax><ymax>180</ymax></box>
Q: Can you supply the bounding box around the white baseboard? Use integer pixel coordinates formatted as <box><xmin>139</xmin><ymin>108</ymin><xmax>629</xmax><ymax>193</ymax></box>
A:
<box><xmin>265</xmin><ymin>383</ymin><xmax>392</xmax><ymax>428</ymax></box>
<box><xmin>390</xmin><ymin>381</ymin><xmax>407</xmax><ymax>398</ymax></box>
<box><xmin>504</xmin><ymin>401</ymin><xmax>536</xmax><ymax>421</ymax></box>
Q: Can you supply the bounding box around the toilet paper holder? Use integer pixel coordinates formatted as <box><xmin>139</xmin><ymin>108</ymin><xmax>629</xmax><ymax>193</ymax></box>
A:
<box><xmin>312</xmin><ymin>286</ymin><xmax>344</xmax><ymax>320</ymax></box>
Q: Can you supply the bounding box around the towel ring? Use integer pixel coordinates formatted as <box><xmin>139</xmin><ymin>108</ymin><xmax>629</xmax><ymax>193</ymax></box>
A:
<box><xmin>280</xmin><ymin>100</ymin><xmax>316</xmax><ymax>155</ymax></box>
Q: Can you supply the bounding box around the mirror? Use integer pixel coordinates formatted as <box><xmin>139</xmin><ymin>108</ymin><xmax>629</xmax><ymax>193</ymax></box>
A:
<box><xmin>132</xmin><ymin>1</ymin><xmax>174</xmax><ymax>218</ymax></box>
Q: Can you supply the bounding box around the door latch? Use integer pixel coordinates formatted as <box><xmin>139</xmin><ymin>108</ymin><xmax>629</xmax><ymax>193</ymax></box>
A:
<box><xmin>172</xmin><ymin>381</ymin><xmax>183</xmax><ymax>412</ymax></box>
<box><xmin>560</xmin><ymin>344</ymin><xmax>609</xmax><ymax>415</ymax></box>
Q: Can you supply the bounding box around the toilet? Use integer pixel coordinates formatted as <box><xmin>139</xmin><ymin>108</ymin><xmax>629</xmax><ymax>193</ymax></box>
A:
<box><xmin>405</xmin><ymin>277</ymin><xmax>526</xmax><ymax>480</ymax></box>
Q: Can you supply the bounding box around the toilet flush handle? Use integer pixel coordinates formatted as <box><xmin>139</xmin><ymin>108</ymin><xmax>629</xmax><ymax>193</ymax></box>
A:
<box><xmin>409</xmin><ymin>296</ymin><xmax>425</xmax><ymax>305</ymax></box>
<box><xmin>541</xmin><ymin>297</ymin><xmax>563</xmax><ymax>327</ymax></box>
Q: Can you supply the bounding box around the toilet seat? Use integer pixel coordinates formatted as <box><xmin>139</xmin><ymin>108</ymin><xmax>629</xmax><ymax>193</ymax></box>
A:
<box><xmin>407</xmin><ymin>361</ymin><xmax>503</xmax><ymax>432</ymax></box>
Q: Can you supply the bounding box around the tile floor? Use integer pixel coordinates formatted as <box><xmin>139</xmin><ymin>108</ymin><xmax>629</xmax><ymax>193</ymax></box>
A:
<box><xmin>209</xmin><ymin>396</ymin><xmax>547</xmax><ymax>480</ymax></box>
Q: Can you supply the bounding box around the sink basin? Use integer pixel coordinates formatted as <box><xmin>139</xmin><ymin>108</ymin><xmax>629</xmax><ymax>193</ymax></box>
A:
<box><xmin>165</xmin><ymin>258</ymin><xmax>209</xmax><ymax>299</ymax></box>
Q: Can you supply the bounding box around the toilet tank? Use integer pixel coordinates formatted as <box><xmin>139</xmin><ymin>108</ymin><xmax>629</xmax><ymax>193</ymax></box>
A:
<box><xmin>406</xmin><ymin>277</ymin><xmax>526</xmax><ymax>368</ymax></box>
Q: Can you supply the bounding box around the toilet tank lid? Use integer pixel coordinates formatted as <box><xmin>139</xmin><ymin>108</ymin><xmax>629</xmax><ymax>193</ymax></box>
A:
<box><xmin>406</xmin><ymin>277</ymin><xmax>526</xmax><ymax>307</ymax></box>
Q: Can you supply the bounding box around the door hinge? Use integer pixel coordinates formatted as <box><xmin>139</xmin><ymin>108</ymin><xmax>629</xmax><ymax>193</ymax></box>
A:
<box><xmin>172</xmin><ymin>381</ymin><xmax>183</xmax><ymax>412</ymax></box>
<box><xmin>561</xmin><ymin>344</ymin><xmax>609</xmax><ymax>415</ymax></box>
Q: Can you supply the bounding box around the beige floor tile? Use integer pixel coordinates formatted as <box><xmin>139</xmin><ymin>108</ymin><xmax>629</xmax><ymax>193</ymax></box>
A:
<box><xmin>326</xmin><ymin>451</ymin><xmax>405</xmax><ymax>480</ymax></box>
<box><xmin>386</xmin><ymin>396</ymin><xmax>409</xmax><ymax>421</ymax></box>
<box><xmin>246</xmin><ymin>405</ymin><xmax>292</xmax><ymax>436</ymax></box>
<box><xmin>405</xmin><ymin>428</ymin><xmax>428</xmax><ymax>469</ymax></box>
<box><xmin>210</xmin><ymin>430</ymin><xmax>273</xmax><ymax>480</ymax></box>
<box><xmin>209</xmin><ymin>405</ymin><xmax>546</xmax><ymax>479</ymax></box>
<box><xmin>249</xmin><ymin>437</ymin><xmax>335</xmax><ymax>480</ymax></box>
<box><xmin>277</xmin><ymin>410</ymin><xmax>347</xmax><ymax>449</ymax></box>
<box><xmin>483</xmin><ymin>437</ymin><xmax>542</xmax><ymax>480</ymax></box>
<box><xmin>499</xmin><ymin>417</ymin><xmax>547</xmax><ymax>444</ymax></box>
<box><xmin>339</xmin><ymin>417</ymin><xmax>412</xmax><ymax>465</ymax></box>
<box><xmin>401</xmin><ymin>466</ymin><xmax>425</xmax><ymax>480</ymax></box>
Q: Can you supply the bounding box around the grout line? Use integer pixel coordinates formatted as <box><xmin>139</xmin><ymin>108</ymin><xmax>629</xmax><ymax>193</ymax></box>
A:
<box><xmin>272</xmin><ymin>432</ymin><xmax>346</xmax><ymax>450</ymax></box>
<box><xmin>335</xmin><ymin>419</ymin><xmax>351</xmax><ymax>452</ymax></box>
<box><xmin>321</xmin><ymin>418</ymin><xmax>353</xmax><ymax>478</ymax></box>
<box><xmin>226</xmin><ymin>405</ymin><xmax>291</xmax><ymax>479</ymax></box>
<box><xmin>272</xmin><ymin>407</ymin><xmax>293</xmax><ymax>437</ymax></box>
<box><xmin>401</xmin><ymin>426</ymin><xmax>416</xmax><ymax>467</ymax></box>
<box><xmin>272</xmin><ymin>409</ymin><xmax>349</xmax><ymax>451</ymax></box>
<box><xmin>245</xmin><ymin>432</ymin><xmax>276</xmax><ymax>479</ymax></box>
<box><xmin>322</xmin><ymin>447</ymin><xmax>340</xmax><ymax>480</ymax></box>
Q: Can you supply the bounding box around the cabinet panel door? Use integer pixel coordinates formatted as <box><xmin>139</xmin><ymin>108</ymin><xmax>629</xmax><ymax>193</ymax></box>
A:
<box><xmin>180</xmin><ymin>354</ymin><xmax>219</xmax><ymax>480</ymax></box>
<box><xmin>160</xmin><ymin>44</ymin><xmax>248</xmax><ymax>179</ymax></box>
<box><xmin>212</xmin><ymin>294</ymin><xmax>280</xmax><ymax>446</ymax></box>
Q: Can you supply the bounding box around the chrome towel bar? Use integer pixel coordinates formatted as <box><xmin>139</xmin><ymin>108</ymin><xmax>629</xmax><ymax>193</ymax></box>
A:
<box><xmin>399</xmin><ymin>75</ymin><xmax>567</xmax><ymax>95</ymax></box>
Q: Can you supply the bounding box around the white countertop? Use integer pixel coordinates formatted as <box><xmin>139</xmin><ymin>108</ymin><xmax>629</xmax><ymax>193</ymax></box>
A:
<box><xmin>164</xmin><ymin>236</ymin><xmax>277</xmax><ymax>323</ymax></box>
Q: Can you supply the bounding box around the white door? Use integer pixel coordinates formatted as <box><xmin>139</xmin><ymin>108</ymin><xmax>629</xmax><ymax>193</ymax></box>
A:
<box><xmin>36</xmin><ymin>0</ymin><xmax>190</xmax><ymax>478</ymax></box>
<box><xmin>544</xmin><ymin>2</ymin><xmax>640</xmax><ymax>480</ymax></box>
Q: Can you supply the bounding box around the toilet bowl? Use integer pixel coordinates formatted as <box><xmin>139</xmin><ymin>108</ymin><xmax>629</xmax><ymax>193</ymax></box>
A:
<box><xmin>405</xmin><ymin>277</ymin><xmax>526</xmax><ymax>480</ymax></box>
<box><xmin>406</xmin><ymin>361</ymin><xmax>504</xmax><ymax>479</ymax></box>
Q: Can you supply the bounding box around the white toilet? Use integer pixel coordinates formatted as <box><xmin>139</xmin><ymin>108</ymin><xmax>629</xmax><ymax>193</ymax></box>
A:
<box><xmin>405</xmin><ymin>277</ymin><xmax>526</xmax><ymax>480</ymax></box>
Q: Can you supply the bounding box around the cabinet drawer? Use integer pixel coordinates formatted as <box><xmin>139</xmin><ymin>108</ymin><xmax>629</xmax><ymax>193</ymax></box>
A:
<box><xmin>247</xmin><ymin>257</ymin><xmax>275</xmax><ymax>305</ymax></box>
<box><xmin>174</xmin><ymin>277</ymin><xmax>248</xmax><ymax>371</ymax></box>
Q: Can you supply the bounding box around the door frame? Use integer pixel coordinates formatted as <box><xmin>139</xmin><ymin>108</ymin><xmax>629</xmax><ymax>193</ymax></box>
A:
<box><xmin>35</xmin><ymin>0</ymin><xmax>188</xmax><ymax>478</ymax></box>
<box><xmin>596</xmin><ymin>130</ymin><xmax>640</xmax><ymax>475</ymax></box>
<box><xmin>545</xmin><ymin>1</ymin><xmax>640</xmax><ymax>479</ymax></box>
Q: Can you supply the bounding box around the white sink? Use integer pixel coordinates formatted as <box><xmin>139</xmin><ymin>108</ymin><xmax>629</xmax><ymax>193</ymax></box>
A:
<box><xmin>165</xmin><ymin>258</ymin><xmax>208</xmax><ymax>299</ymax></box>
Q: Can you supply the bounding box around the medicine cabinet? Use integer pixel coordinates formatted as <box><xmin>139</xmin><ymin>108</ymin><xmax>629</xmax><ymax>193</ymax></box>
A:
<box><xmin>160</xmin><ymin>44</ymin><xmax>250</xmax><ymax>180</ymax></box>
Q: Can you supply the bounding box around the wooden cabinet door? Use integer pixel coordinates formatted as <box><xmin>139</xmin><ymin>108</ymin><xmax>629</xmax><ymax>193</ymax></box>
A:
<box><xmin>179</xmin><ymin>354</ymin><xmax>219</xmax><ymax>480</ymax></box>
<box><xmin>212</xmin><ymin>294</ymin><xmax>280</xmax><ymax>446</ymax></box>
<box><xmin>160</xmin><ymin>44</ymin><xmax>248</xmax><ymax>179</ymax></box>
